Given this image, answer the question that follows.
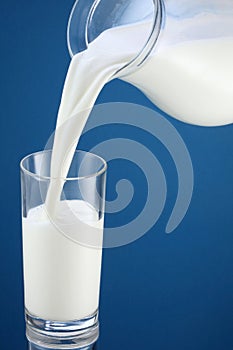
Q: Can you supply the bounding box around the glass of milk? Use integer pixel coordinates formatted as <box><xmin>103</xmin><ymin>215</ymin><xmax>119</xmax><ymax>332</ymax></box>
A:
<box><xmin>20</xmin><ymin>150</ymin><xmax>107</xmax><ymax>349</ymax></box>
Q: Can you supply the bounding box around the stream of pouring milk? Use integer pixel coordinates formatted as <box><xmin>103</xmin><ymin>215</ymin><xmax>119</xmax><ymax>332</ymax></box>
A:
<box><xmin>45</xmin><ymin>21</ymin><xmax>152</xmax><ymax>215</ymax></box>
<box><xmin>23</xmin><ymin>17</ymin><xmax>233</xmax><ymax>321</ymax></box>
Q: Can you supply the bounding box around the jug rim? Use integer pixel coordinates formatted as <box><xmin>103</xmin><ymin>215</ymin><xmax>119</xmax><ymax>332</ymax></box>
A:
<box><xmin>67</xmin><ymin>0</ymin><xmax>165</xmax><ymax>77</ymax></box>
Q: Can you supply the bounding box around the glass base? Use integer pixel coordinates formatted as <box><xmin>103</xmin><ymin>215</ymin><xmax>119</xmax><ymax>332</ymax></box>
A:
<box><xmin>28</xmin><ymin>341</ymin><xmax>96</xmax><ymax>350</ymax></box>
<box><xmin>25</xmin><ymin>310</ymin><xmax>99</xmax><ymax>349</ymax></box>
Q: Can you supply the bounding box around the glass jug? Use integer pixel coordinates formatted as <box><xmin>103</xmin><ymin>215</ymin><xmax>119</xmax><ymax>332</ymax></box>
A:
<box><xmin>67</xmin><ymin>0</ymin><xmax>233</xmax><ymax>126</ymax></box>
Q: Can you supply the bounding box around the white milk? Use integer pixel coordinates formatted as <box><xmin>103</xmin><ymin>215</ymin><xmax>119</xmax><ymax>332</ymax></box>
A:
<box><xmin>23</xmin><ymin>200</ymin><xmax>103</xmax><ymax>321</ymax></box>
<box><xmin>24</xmin><ymin>15</ymin><xmax>233</xmax><ymax>321</ymax></box>
<box><xmin>125</xmin><ymin>40</ymin><xmax>233</xmax><ymax>126</ymax></box>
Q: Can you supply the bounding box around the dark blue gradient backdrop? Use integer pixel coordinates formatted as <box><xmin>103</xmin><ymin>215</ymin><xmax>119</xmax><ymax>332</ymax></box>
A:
<box><xmin>0</xmin><ymin>1</ymin><xmax>233</xmax><ymax>349</ymax></box>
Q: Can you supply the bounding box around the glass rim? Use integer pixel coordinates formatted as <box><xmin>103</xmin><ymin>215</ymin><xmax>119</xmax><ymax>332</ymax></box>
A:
<box><xmin>20</xmin><ymin>150</ymin><xmax>107</xmax><ymax>181</ymax></box>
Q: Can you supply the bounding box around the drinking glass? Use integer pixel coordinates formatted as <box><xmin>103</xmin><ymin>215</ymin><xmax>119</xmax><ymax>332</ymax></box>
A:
<box><xmin>20</xmin><ymin>150</ymin><xmax>107</xmax><ymax>349</ymax></box>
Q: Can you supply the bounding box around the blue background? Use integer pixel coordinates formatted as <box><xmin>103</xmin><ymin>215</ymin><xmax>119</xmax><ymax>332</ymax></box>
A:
<box><xmin>0</xmin><ymin>1</ymin><xmax>233</xmax><ymax>349</ymax></box>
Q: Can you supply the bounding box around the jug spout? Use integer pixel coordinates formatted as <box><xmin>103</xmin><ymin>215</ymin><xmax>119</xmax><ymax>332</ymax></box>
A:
<box><xmin>67</xmin><ymin>0</ymin><xmax>164</xmax><ymax>76</ymax></box>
